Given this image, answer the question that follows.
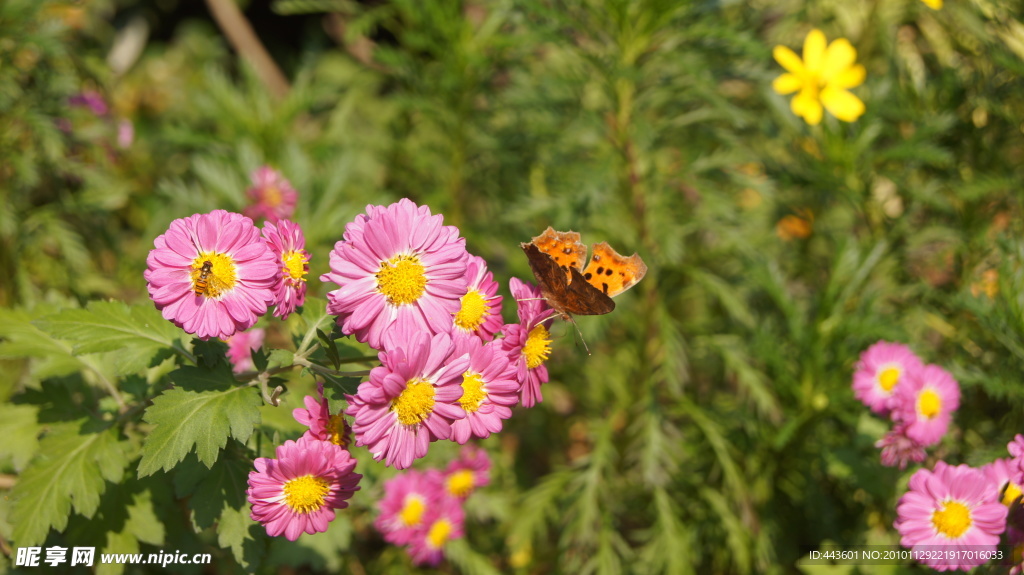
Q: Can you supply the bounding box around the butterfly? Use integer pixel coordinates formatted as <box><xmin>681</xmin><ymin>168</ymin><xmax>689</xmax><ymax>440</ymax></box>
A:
<box><xmin>520</xmin><ymin>227</ymin><xmax>648</xmax><ymax>322</ymax></box>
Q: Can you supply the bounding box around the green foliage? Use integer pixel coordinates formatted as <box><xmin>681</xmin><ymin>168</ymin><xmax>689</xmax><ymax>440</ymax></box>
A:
<box><xmin>3</xmin><ymin>0</ymin><xmax>1024</xmax><ymax>573</ymax></box>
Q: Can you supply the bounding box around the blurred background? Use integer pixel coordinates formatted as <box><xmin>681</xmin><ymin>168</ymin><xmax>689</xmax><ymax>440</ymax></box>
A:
<box><xmin>2</xmin><ymin>0</ymin><xmax>1024</xmax><ymax>572</ymax></box>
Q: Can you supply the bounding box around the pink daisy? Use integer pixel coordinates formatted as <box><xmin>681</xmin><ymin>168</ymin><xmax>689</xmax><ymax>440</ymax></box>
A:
<box><xmin>293</xmin><ymin>382</ymin><xmax>352</xmax><ymax>449</ymax></box>
<box><xmin>895</xmin><ymin>461</ymin><xmax>1007</xmax><ymax>571</ymax></box>
<box><xmin>875</xmin><ymin>423</ymin><xmax>928</xmax><ymax>470</ymax></box>
<box><xmin>407</xmin><ymin>495</ymin><xmax>465</xmax><ymax>566</ymax></box>
<box><xmin>246</xmin><ymin>435</ymin><xmax>362</xmax><ymax>541</ymax></box>
<box><xmin>981</xmin><ymin>458</ymin><xmax>1024</xmax><ymax>508</ymax></box>
<box><xmin>1009</xmin><ymin>435</ymin><xmax>1024</xmax><ymax>476</ymax></box>
<box><xmin>320</xmin><ymin>199</ymin><xmax>470</xmax><ymax>351</ymax></box>
<box><xmin>450</xmin><ymin>255</ymin><xmax>504</xmax><ymax>341</ymax></box>
<box><xmin>891</xmin><ymin>364</ymin><xmax>960</xmax><ymax>447</ymax></box>
<box><xmin>344</xmin><ymin>330</ymin><xmax>469</xmax><ymax>469</ymax></box>
<box><xmin>144</xmin><ymin>210</ymin><xmax>279</xmax><ymax>340</ymax></box>
<box><xmin>852</xmin><ymin>341</ymin><xmax>924</xmax><ymax>415</ymax></box>
<box><xmin>224</xmin><ymin>328</ymin><xmax>266</xmax><ymax>374</ymax></box>
<box><xmin>374</xmin><ymin>469</ymin><xmax>440</xmax><ymax>545</ymax></box>
<box><xmin>438</xmin><ymin>445</ymin><xmax>491</xmax><ymax>500</ymax></box>
<box><xmin>243</xmin><ymin>166</ymin><xmax>298</xmax><ymax>223</ymax></box>
<box><xmin>262</xmin><ymin>219</ymin><xmax>310</xmax><ymax>319</ymax></box>
<box><xmin>448</xmin><ymin>335</ymin><xmax>519</xmax><ymax>444</ymax></box>
<box><xmin>500</xmin><ymin>278</ymin><xmax>555</xmax><ymax>408</ymax></box>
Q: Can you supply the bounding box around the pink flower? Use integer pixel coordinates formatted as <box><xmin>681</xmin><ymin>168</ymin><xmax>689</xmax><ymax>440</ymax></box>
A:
<box><xmin>438</xmin><ymin>445</ymin><xmax>491</xmax><ymax>500</ymax></box>
<box><xmin>320</xmin><ymin>199</ymin><xmax>470</xmax><ymax>351</ymax></box>
<box><xmin>876</xmin><ymin>423</ymin><xmax>928</xmax><ymax>470</ymax></box>
<box><xmin>144</xmin><ymin>210</ymin><xmax>279</xmax><ymax>340</ymax></box>
<box><xmin>68</xmin><ymin>90</ymin><xmax>108</xmax><ymax>116</ymax></box>
<box><xmin>448</xmin><ymin>335</ymin><xmax>519</xmax><ymax>444</ymax></box>
<box><xmin>243</xmin><ymin>166</ymin><xmax>298</xmax><ymax>223</ymax></box>
<box><xmin>852</xmin><ymin>341</ymin><xmax>924</xmax><ymax>415</ymax></box>
<box><xmin>344</xmin><ymin>330</ymin><xmax>469</xmax><ymax>469</ymax></box>
<box><xmin>1009</xmin><ymin>435</ymin><xmax>1024</xmax><ymax>476</ymax></box>
<box><xmin>891</xmin><ymin>364</ymin><xmax>960</xmax><ymax>447</ymax></box>
<box><xmin>407</xmin><ymin>495</ymin><xmax>465</xmax><ymax>566</ymax></box>
<box><xmin>293</xmin><ymin>382</ymin><xmax>351</xmax><ymax>449</ymax></box>
<box><xmin>262</xmin><ymin>219</ymin><xmax>310</xmax><ymax>319</ymax></box>
<box><xmin>981</xmin><ymin>458</ymin><xmax>1024</xmax><ymax>508</ymax></box>
<box><xmin>374</xmin><ymin>469</ymin><xmax>440</xmax><ymax>545</ymax></box>
<box><xmin>450</xmin><ymin>256</ymin><xmax>504</xmax><ymax>341</ymax></box>
<box><xmin>895</xmin><ymin>461</ymin><xmax>1007</xmax><ymax>571</ymax></box>
<box><xmin>500</xmin><ymin>278</ymin><xmax>555</xmax><ymax>408</ymax></box>
<box><xmin>224</xmin><ymin>328</ymin><xmax>265</xmax><ymax>374</ymax></box>
<box><xmin>247</xmin><ymin>435</ymin><xmax>362</xmax><ymax>541</ymax></box>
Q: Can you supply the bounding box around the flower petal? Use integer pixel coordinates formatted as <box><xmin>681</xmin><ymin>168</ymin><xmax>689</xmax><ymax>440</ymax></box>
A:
<box><xmin>821</xmin><ymin>38</ymin><xmax>858</xmax><ymax>83</ymax></box>
<box><xmin>772</xmin><ymin>45</ymin><xmax>805</xmax><ymax>75</ymax></box>
<box><xmin>821</xmin><ymin>87</ymin><xmax>866</xmax><ymax>122</ymax></box>
<box><xmin>772</xmin><ymin>73</ymin><xmax>803</xmax><ymax>95</ymax></box>
<box><xmin>803</xmin><ymin>29</ymin><xmax>827</xmax><ymax>74</ymax></box>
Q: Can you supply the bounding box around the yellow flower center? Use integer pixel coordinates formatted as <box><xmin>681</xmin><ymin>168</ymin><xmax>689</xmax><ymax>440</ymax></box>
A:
<box><xmin>931</xmin><ymin>500</ymin><xmax>972</xmax><ymax>539</ymax></box>
<box><xmin>918</xmin><ymin>389</ymin><xmax>942</xmax><ymax>419</ymax></box>
<box><xmin>454</xmin><ymin>289</ymin><xmax>488</xmax><ymax>331</ymax></box>
<box><xmin>398</xmin><ymin>495</ymin><xmax>426</xmax><ymax>527</ymax></box>
<box><xmin>190</xmin><ymin>252</ymin><xmax>238</xmax><ymax>298</ymax></box>
<box><xmin>282</xmin><ymin>474</ymin><xmax>330</xmax><ymax>514</ymax></box>
<box><xmin>1002</xmin><ymin>481</ymin><xmax>1023</xmax><ymax>507</ymax></box>
<box><xmin>376</xmin><ymin>254</ymin><xmax>427</xmax><ymax>306</ymax></box>
<box><xmin>459</xmin><ymin>371</ymin><xmax>486</xmax><ymax>413</ymax></box>
<box><xmin>282</xmin><ymin>250</ymin><xmax>308</xmax><ymax>282</ymax></box>
<box><xmin>391</xmin><ymin>378</ymin><xmax>435</xmax><ymax>426</ymax></box>
<box><xmin>522</xmin><ymin>324</ymin><xmax>552</xmax><ymax>369</ymax></box>
<box><xmin>446</xmin><ymin>469</ymin><xmax>476</xmax><ymax>498</ymax></box>
<box><xmin>263</xmin><ymin>185</ymin><xmax>282</xmax><ymax>207</ymax></box>
<box><xmin>878</xmin><ymin>367</ymin><xmax>901</xmax><ymax>392</ymax></box>
<box><xmin>327</xmin><ymin>414</ymin><xmax>349</xmax><ymax>448</ymax></box>
<box><xmin>427</xmin><ymin>518</ymin><xmax>454</xmax><ymax>549</ymax></box>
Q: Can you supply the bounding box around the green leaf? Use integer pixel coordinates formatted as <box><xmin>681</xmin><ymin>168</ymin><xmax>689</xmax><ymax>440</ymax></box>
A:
<box><xmin>33</xmin><ymin>301</ymin><xmax>182</xmax><ymax>375</ymax></box>
<box><xmin>0</xmin><ymin>403</ymin><xmax>41</xmax><ymax>471</ymax></box>
<box><xmin>138</xmin><ymin>365</ymin><xmax>262</xmax><ymax>476</ymax></box>
<box><xmin>10</xmin><ymin>421</ymin><xmax>129</xmax><ymax>546</ymax></box>
<box><xmin>35</xmin><ymin>300</ymin><xmax>181</xmax><ymax>354</ymax></box>
<box><xmin>0</xmin><ymin>306</ymin><xmax>84</xmax><ymax>379</ymax></box>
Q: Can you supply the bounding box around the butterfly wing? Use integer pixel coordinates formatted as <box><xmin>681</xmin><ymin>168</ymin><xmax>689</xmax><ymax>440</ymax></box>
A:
<box><xmin>530</xmin><ymin>227</ymin><xmax>588</xmax><ymax>282</ymax></box>
<box><xmin>522</xmin><ymin>242</ymin><xmax>615</xmax><ymax>316</ymax></box>
<box><xmin>581</xmin><ymin>241</ymin><xmax>648</xmax><ymax>297</ymax></box>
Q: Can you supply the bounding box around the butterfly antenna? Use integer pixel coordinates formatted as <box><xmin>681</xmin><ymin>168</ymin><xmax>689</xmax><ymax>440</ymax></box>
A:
<box><xmin>566</xmin><ymin>314</ymin><xmax>592</xmax><ymax>356</ymax></box>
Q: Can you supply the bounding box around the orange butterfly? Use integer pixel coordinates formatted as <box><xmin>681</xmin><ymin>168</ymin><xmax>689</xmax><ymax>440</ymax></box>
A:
<box><xmin>521</xmin><ymin>227</ymin><xmax>647</xmax><ymax>322</ymax></box>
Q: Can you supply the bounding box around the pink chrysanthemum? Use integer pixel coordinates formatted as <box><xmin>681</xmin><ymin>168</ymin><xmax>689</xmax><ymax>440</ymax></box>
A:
<box><xmin>262</xmin><ymin>219</ymin><xmax>310</xmax><ymax>319</ymax></box>
<box><xmin>293</xmin><ymin>382</ymin><xmax>352</xmax><ymax>449</ymax></box>
<box><xmin>224</xmin><ymin>328</ymin><xmax>265</xmax><ymax>374</ymax></box>
<box><xmin>320</xmin><ymin>199</ymin><xmax>470</xmax><ymax>351</ymax></box>
<box><xmin>375</xmin><ymin>469</ymin><xmax>440</xmax><ymax>545</ymax></box>
<box><xmin>1010</xmin><ymin>435</ymin><xmax>1024</xmax><ymax>476</ymax></box>
<box><xmin>895</xmin><ymin>461</ymin><xmax>1007</xmax><ymax>571</ymax></box>
<box><xmin>243</xmin><ymin>166</ymin><xmax>298</xmax><ymax>223</ymax></box>
<box><xmin>981</xmin><ymin>458</ymin><xmax>1024</xmax><ymax>509</ymax></box>
<box><xmin>891</xmin><ymin>364</ymin><xmax>960</xmax><ymax>447</ymax></box>
<box><xmin>438</xmin><ymin>445</ymin><xmax>491</xmax><ymax>500</ymax></box>
<box><xmin>500</xmin><ymin>278</ymin><xmax>555</xmax><ymax>408</ymax></box>
<box><xmin>407</xmin><ymin>495</ymin><xmax>465</xmax><ymax>567</ymax></box>
<box><xmin>344</xmin><ymin>330</ymin><xmax>469</xmax><ymax>469</ymax></box>
<box><xmin>450</xmin><ymin>256</ymin><xmax>504</xmax><ymax>341</ymax></box>
<box><xmin>852</xmin><ymin>341</ymin><xmax>924</xmax><ymax>415</ymax></box>
<box><xmin>144</xmin><ymin>210</ymin><xmax>279</xmax><ymax>340</ymax></box>
<box><xmin>247</xmin><ymin>435</ymin><xmax>362</xmax><ymax>541</ymax></box>
<box><xmin>448</xmin><ymin>335</ymin><xmax>519</xmax><ymax>444</ymax></box>
<box><xmin>876</xmin><ymin>423</ymin><xmax>928</xmax><ymax>470</ymax></box>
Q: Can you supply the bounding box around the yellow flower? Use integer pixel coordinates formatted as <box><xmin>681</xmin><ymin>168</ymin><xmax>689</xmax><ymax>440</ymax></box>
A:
<box><xmin>772</xmin><ymin>29</ymin><xmax>866</xmax><ymax>125</ymax></box>
<box><xmin>920</xmin><ymin>0</ymin><xmax>943</xmax><ymax>9</ymax></box>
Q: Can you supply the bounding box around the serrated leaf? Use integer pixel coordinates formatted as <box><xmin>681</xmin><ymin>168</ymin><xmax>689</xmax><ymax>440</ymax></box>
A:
<box><xmin>0</xmin><ymin>307</ymin><xmax>84</xmax><ymax>378</ymax></box>
<box><xmin>138</xmin><ymin>365</ymin><xmax>262</xmax><ymax>476</ymax></box>
<box><xmin>0</xmin><ymin>403</ymin><xmax>41</xmax><ymax>471</ymax></box>
<box><xmin>10</xmin><ymin>422</ymin><xmax>129</xmax><ymax>546</ymax></box>
<box><xmin>34</xmin><ymin>301</ymin><xmax>181</xmax><ymax>354</ymax></box>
